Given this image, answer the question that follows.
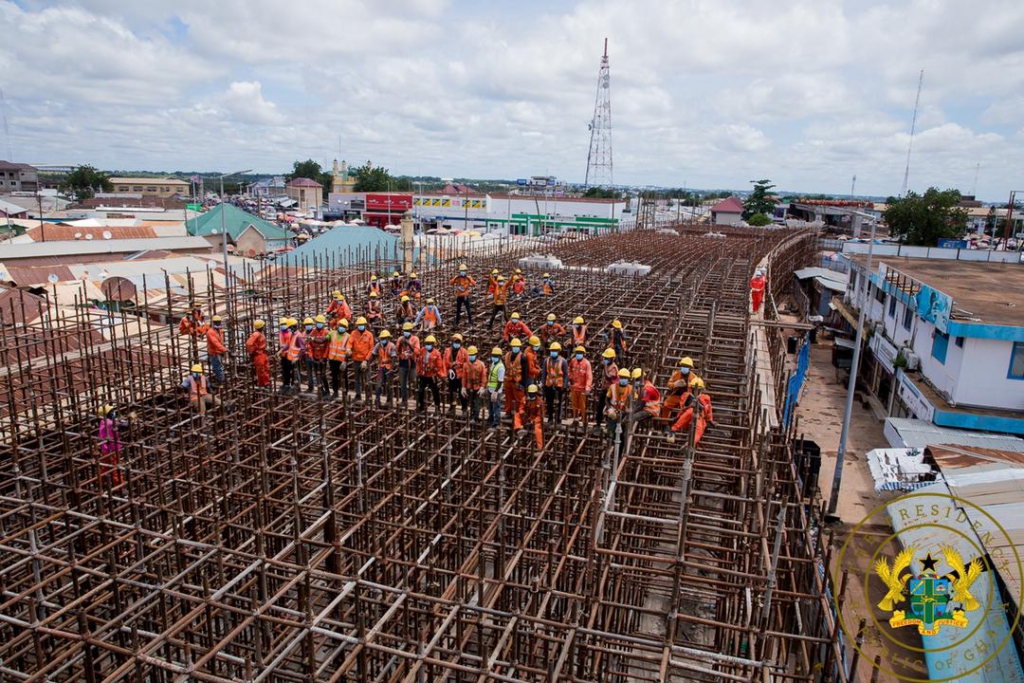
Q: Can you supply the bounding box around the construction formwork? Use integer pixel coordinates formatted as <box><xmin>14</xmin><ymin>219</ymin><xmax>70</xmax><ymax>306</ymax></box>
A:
<box><xmin>0</xmin><ymin>228</ymin><xmax>847</xmax><ymax>681</ymax></box>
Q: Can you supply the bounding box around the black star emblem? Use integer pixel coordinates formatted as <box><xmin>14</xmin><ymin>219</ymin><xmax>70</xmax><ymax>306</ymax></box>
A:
<box><xmin>920</xmin><ymin>553</ymin><xmax>939</xmax><ymax>572</ymax></box>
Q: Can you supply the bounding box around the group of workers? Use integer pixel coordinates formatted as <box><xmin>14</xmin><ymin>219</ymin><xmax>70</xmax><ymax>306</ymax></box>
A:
<box><xmin>173</xmin><ymin>264</ymin><xmax>716</xmax><ymax>448</ymax></box>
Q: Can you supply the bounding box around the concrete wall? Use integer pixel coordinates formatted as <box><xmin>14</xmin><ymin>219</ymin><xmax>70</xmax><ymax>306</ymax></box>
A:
<box><xmin>952</xmin><ymin>337</ymin><xmax>1024</xmax><ymax>410</ymax></box>
<box><xmin>713</xmin><ymin>211</ymin><xmax>742</xmax><ymax>226</ymax></box>
<box><xmin>840</xmin><ymin>242</ymin><xmax>1023</xmax><ymax>263</ymax></box>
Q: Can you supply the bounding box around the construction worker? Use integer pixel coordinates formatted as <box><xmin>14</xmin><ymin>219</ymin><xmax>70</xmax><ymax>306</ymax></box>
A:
<box><xmin>661</xmin><ymin>357</ymin><xmax>702</xmax><ymax>419</ymax></box>
<box><xmin>179</xmin><ymin>304</ymin><xmax>209</xmax><ymax>337</ymax></box>
<box><xmin>451</xmin><ymin>263</ymin><xmax>476</xmax><ymax>327</ymax></box>
<box><xmin>299</xmin><ymin>317</ymin><xmax>317</xmax><ymax>392</ymax></box>
<box><xmin>750</xmin><ymin>268</ymin><xmax>767</xmax><ymax>314</ymax></box>
<box><xmin>282</xmin><ymin>318</ymin><xmax>305</xmax><ymax>394</ymax></box>
<box><xmin>326</xmin><ymin>291</ymin><xmax>352</xmax><ymax>325</ymax></box>
<box><xmin>521</xmin><ymin>384</ymin><xmax>545</xmax><ymax>448</ymax></box>
<box><xmin>531</xmin><ymin>272</ymin><xmax>554</xmax><ymax>297</ymax></box>
<box><xmin>487</xmin><ymin>275</ymin><xmax>510</xmax><ymax>330</ymax></box>
<box><xmin>486</xmin><ymin>268</ymin><xmax>500</xmax><ymax>296</ymax></box>
<box><xmin>543</xmin><ymin>342</ymin><xmax>568</xmax><ymax>425</ymax></box>
<box><xmin>327</xmin><ymin>318</ymin><xmax>350</xmax><ymax>399</ymax></box>
<box><xmin>630</xmin><ymin>368</ymin><xmax>662</xmax><ymax>425</ymax></box>
<box><xmin>372</xmin><ymin>329</ymin><xmax>397</xmax><ymax>406</ymax></box>
<box><xmin>96</xmin><ymin>404</ymin><xmax>125</xmax><ymax>487</ymax></box>
<box><xmin>525</xmin><ymin>335</ymin><xmax>543</xmax><ymax>385</ymax></box>
<box><xmin>366</xmin><ymin>292</ymin><xmax>383</xmax><ymax>330</ymax></box>
<box><xmin>278</xmin><ymin>317</ymin><xmax>293</xmax><ymax>392</ymax></box>
<box><xmin>503</xmin><ymin>338</ymin><xmax>526</xmax><ymax>427</ymax></box>
<box><xmin>406</xmin><ymin>271</ymin><xmax>422</xmax><ymax>300</ymax></box>
<box><xmin>511</xmin><ymin>268</ymin><xmax>526</xmax><ymax>298</ymax></box>
<box><xmin>182</xmin><ymin>363</ymin><xmax>220</xmax><ymax>415</ymax></box>
<box><xmin>396</xmin><ymin>294</ymin><xmax>416</xmax><ymax>326</ymax></box>
<box><xmin>415</xmin><ymin>297</ymin><xmax>443</xmax><ymax>331</ymax></box>
<box><xmin>539</xmin><ymin>313</ymin><xmax>566</xmax><ymax>346</ymax></box>
<box><xmin>486</xmin><ymin>347</ymin><xmax>505</xmax><ymax>428</ymax></box>
<box><xmin>206</xmin><ymin>315</ymin><xmax>227</xmax><ymax>386</ymax></box>
<box><xmin>365</xmin><ymin>275</ymin><xmax>381</xmax><ymax>298</ymax></box>
<box><xmin>503</xmin><ymin>311</ymin><xmax>532</xmax><ymax>342</ymax></box>
<box><xmin>396</xmin><ymin>321</ymin><xmax>420</xmax><ymax>409</ymax></box>
<box><xmin>609</xmin><ymin>320</ymin><xmax>628</xmax><ymax>361</ymax></box>
<box><xmin>567</xmin><ymin>345</ymin><xmax>592</xmax><ymax>426</ymax></box>
<box><xmin>594</xmin><ymin>348</ymin><xmax>618</xmax><ymax>429</ymax></box>
<box><xmin>245</xmin><ymin>319</ymin><xmax>271</xmax><ymax>388</ymax></box>
<box><xmin>604</xmin><ymin>368</ymin><xmax>633</xmax><ymax>442</ymax></box>
<box><xmin>390</xmin><ymin>270</ymin><xmax>404</xmax><ymax>297</ymax></box>
<box><xmin>416</xmin><ymin>334</ymin><xmax>444</xmax><ymax>413</ymax></box>
<box><xmin>668</xmin><ymin>378</ymin><xmax>714</xmax><ymax>445</ymax></box>
<box><xmin>346</xmin><ymin>316</ymin><xmax>375</xmax><ymax>403</ymax></box>
<box><xmin>569</xmin><ymin>317</ymin><xmax>588</xmax><ymax>348</ymax></box>
<box><xmin>461</xmin><ymin>345</ymin><xmax>488</xmax><ymax>423</ymax></box>
<box><xmin>307</xmin><ymin>315</ymin><xmax>331</xmax><ymax>397</ymax></box>
<box><xmin>444</xmin><ymin>333</ymin><xmax>469</xmax><ymax>414</ymax></box>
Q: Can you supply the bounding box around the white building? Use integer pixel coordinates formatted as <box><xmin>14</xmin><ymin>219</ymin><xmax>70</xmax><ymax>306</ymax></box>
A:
<box><xmin>845</xmin><ymin>255</ymin><xmax>1024</xmax><ymax>436</ymax></box>
<box><xmin>409</xmin><ymin>193</ymin><xmax>626</xmax><ymax>235</ymax></box>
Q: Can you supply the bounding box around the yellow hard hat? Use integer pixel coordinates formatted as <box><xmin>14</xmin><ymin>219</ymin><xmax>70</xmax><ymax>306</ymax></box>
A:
<box><xmin>527</xmin><ymin>383</ymin><xmax>539</xmax><ymax>394</ymax></box>
<box><xmin>543</xmin><ymin>272</ymin><xmax>550</xmax><ymax>278</ymax></box>
<box><xmin>492</xmin><ymin>268</ymin><xmax>499</xmax><ymax>275</ymax></box>
<box><xmin>426</xmin><ymin>297</ymin><xmax>435</xmax><ymax>304</ymax></box>
<box><xmin>612</xmin><ymin>319</ymin><xmax>622</xmax><ymax>329</ymax></box>
<box><xmin>617</xmin><ymin>368</ymin><xmax>630</xmax><ymax>378</ymax></box>
<box><xmin>691</xmin><ymin>378</ymin><xmax>706</xmax><ymax>389</ymax></box>
<box><xmin>98</xmin><ymin>404</ymin><xmax>113</xmax><ymax>417</ymax></box>
<box><xmin>601</xmin><ymin>348</ymin><xmax>616</xmax><ymax>359</ymax></box>
<box><xmin>315</xmin><ymin>314</ymin><xmax>327</xmax><ymax>324</ymax></box>
<box><xmin>550</xmin><ymin>342</ymin><xmax>562</xmax><ymax>351</ymax></box>
<box><xmin>333</xmin><ymin>290</ymin><xmax>342</xmax><ymax>298</ymax></box>
<box><xmin>452</xmin><ymin>333</ymin><xmax>463</xmax><ymax>341</ymax></box>
<box><xmin>546</xmin><ymin>313</ymin><xmax>556</xmax><ymax>321</ymax></box>
<box><xmin>631</xmin><ymin>368</ymin><xmax>643</xmax><ymax>380</ymax></box>
<box><xmin>573</xmin><ymin>316</ymin><xmax>584</xmax><ymax>325</ymax></box>
<box><xmin>370</xmin><ymin>275</ymin><xmax>378</xmax><ymax>281</ymax></box>
<box><xmin>459</xmin><ymin>263</ymin><xmax>468</xmax><ymax>270</ymax></box>
<box><xmin>379</xmin><ymin>329</ymin><xmax>392</xmax><ymax>339</ymax></box>
<box><xmin>254</xmin><ymin>319</ymin><xmax>265</xmax><ymax>329</ymax></box>
<box><xmin>191</xmin><ymin>363</ymin><xmax>203</xmax><ymax>374</ymax></box>
<box><xmin>392</xmin><ymin>270</ymin><xmax>400</xmax><ymax>277</ymax></box>
<box><xmin>338</xmin><ymin>293</ymin><xmax>345</xmax><ymax>301</ymax></box>
<box><xmin>528</xmin><ymin>335</ymin><xmax>540</xmax><ymax>346</ymax></box>
<box><xmin>369</xmin><ymin>292</ymin><xmax>378</xmax><ymax>298</ymax></box>
<box><xmin>574</xmin><ymin>346</ymin><xmax>586</xmax><ymax>354</ymax></box>
<box><xmin>515</xmin><ymin>268</ymin><xmax>522</xmax><ymax>274</ymax></box>
<box><xmin>303</xmin><ymin>317</ymin><xmax>314</xmax><ymax>325</ymax></box>
<box><xmin>212</xmin><ymin>315</ymin><xmax>222</xmax><ymax>323</ymax></box>
<box><xmin>279</xmin><ymin>317</ymin><xmax>289</xmax><ymax>326</ymax></box>
<box><xmin>401</xmin><ymin>295</ymin><xmax>410</xmax><ymax>302</ymax></box>
<box><xmin>409</xmin><ymin>272</ymin><xmax>418</xmax><ymax>278</ymax></box>
<box><xmin>467</xmin><ymin>345</ymin><xmax>478</xmax><ymax>355</ymax></box>
<box><xmin>510</xmin><ymin>338</ymin><xmax>523</xmax><ymax>347</ymax></box>
<box><xmin>339</xmin><ymin>319</ymin><xmax>349</xmax><ymax>327</ymax></box>
<box><xmin>497</xmin><ymin>275</ymin><xmax>506</xmax><ymax>282</ymax></box>
<box><xmin>679</xmin><ymin>356</ymin><xmax>694</xmax><ymax>368</ymax></box>
<box><xmin>425</xmin><ymin>335</ymin><xmax>437</xmax><ymax>344</ymax></box>
<box><xmin>491</xmin><ymin>347</ymin><xmax>503</xmax><ymax>356</ymax></box>
<box><xmin>287</xmin><ymin>318</ymin><xmax>298</xmax><ymax>327</ymax></box>
<box><xmin>511</xmin><ymin>312</ymin><xmax>520</xmax><ymax>320</ymax></box>
<box><xmin>402</xmin><ymin>321</ymin><xmax>414</xmax><ymax>331</ymax></box>
<box><xmin>355</xmin><ymin>316</ymin><xmax>367</xmax><ymax>325</ymax></box>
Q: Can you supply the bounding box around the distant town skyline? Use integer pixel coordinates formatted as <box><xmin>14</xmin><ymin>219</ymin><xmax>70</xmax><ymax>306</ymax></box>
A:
<box><xmin>3</xmin><ymin>0</ymin><xmax>1023</xmax><ymax>201</ymax></box>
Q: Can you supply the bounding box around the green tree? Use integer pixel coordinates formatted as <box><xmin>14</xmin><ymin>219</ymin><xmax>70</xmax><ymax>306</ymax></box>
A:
<box><xmin>884</xmin><ymin>188</ymin><xmax>967</xmax><ymax>246</ymax></box>
<box><xmin>60</xmin><ymin>165</ymin><xmax>112</xmax><ymax>200</ymax></box>
<box><xmin>583</xmin><ymin>187</ymin><xmax>619</xmax><ymax>199</ymax></box>
<box><xmin>748</xmin><ymin>212</ymin><xmax>772</xmax><ymax>227</ymax></box>
<box><xmin>742</xmin><ymin>179</ymin><xmax>776</xmax><ymax>220</ymax></box>
<box><xmin>352</xmin><ymin>162</ymin><xmax>410</xmax><ymax>192</ymax></box>
<box><xmin>289</xmin><ymin>159</ymin><xmax>322</xmax><ymax>182</ymax></box>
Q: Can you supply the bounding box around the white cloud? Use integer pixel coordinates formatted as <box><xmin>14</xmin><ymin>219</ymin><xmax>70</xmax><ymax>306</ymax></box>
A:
<box><xmin>220</xmin><ymin>81</ymin><xmax>284</xmax><ymax>126</ymax></box>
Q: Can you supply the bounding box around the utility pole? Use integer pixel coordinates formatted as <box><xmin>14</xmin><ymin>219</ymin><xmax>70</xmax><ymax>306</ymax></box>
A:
<box><xmin>900</xmin><ymin>69</ymin><xmax>924</xmax><ymax>196</ymax></box>
<box><xmin>584</xmin><ymin>39</ymin><xmax>613</xmax><ymax>189</ymax></box>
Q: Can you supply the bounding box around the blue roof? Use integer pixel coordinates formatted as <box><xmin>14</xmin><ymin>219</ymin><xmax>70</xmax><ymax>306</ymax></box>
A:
<box><xmin>282</xmin><ymin>226</ymin><xmax>403</xmax><ymax>266</ymax></box>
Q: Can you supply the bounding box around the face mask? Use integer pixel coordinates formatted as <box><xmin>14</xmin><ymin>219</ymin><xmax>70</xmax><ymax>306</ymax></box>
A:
<box><xmin>532</xmin><ymin>345</ymin><xmax>540</xmax><ymax>352</ymax></box>
<box><xmin>305</xmin><ymin>325</ymin><xmax>313</xmax><ymax>332</ymax></box>
<box><xmin>469</xmin><ymin>355</ymin><xmax>477</xmax><ymax>362</ymax></box>
<box><xmin>576</xmin><ymin>353</ymin><xmax>583</xmax><ymax>361</ymax></box>
<box><xmin>528</xmin><ymin>395</ymin><xmax>536</xmax><ymax>401</ymax></box>
<box><xmin>550</xmin><ymin>351</ymin><xmax>558</xmax><ymax>358</ymax></box>
<box><xmin>193</xmin><ymin>373</ymin><xmax>201</xmax><ymax>380</ymax></box>
<box><xmin>546</xmin><ymin>321</ymin><xmax>553</xmax><ymax>326</ymax></box>
<box><xmin>512</xmin><ymin>347</ymin><xmax>520</xmax><ymax>354</ymax></box>
<box><xmin>280</xmin><ymin>325</ymin><xmax>287</xmax><ymax>331</ymax></box>
<box><xmin>425</xmin><ymin>344</ymin><xmax>433</xmax><ymax>352</ymax></box>
<box><xmin>357</xmin><ymin>325</ymin><xmax>365</xmax><ymax>332</ymax></box>
<box><xmin>602</xmin><ymin>359</ymin><xmax>610</xmax><ymax>365</ymax></box>
<box><xmin>404</xmin><ymin>331</ymin><xmax>411</xmax><ymax>338</ymax></box>
<box><xmin>459</xmin><ymin>271</ymin><xmax>466</xmax><ymax>276</ymax></box>
<box><xmin>619</xmin><ymin>378</ymin><xmax>628</xmax><ymax>386</ymax></box>
<box><xmin>316</xmin><ymin>323</ymin><xmax>324</xmax><ymax>330</ymax></box>
<box><xmin>492</xmin><ymin>357</ymin><xmax>500</xmax><ymax>364</ymax></box>
<box><xmin>453</xmin><ymin>342</ymin><xmax>461</xmax><ymax>349</ymax></box>
<box><xmin>214</xmin><ymin>323</ymin><xmax>221</xmax><ymax>329</ymax></box>
<box><xmin>681</xmin><ymin>368</ymin><xmax>690</xmax><ymax>375</ymax></box>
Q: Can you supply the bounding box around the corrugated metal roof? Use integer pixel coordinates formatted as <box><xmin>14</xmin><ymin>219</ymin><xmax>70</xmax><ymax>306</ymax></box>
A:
<box><xmin>282</xmin><ymin>225</ymin><xmax>400</xmax><ymax>266</ymax></box>
<box><xmin>0</xmin><ymin>236</ymin><xmax>211</xmax><ymax>259</ymax></box>
<box><xmin>23</xmin><ymin>225</ymin><xmax>159</xmax><ymax>241</ymax></box>
<box><xmin>0</xmin><ymin>263</ymin><xmax>77</xmax><ymax>286</ymax></box>
<box><xmin>928</xmin><ymin>444</ymin><xmax>1024</xmax><ymax>469</ymax></box>
<box><xmin>886</xmin><ymin>418</ymin><xmax>1024</xmax><ymax>452</ymax></box>
<box><xmin>794</xmin><ymin>266</ymin><xmax>849</xmax><ymax>284</ymax></box>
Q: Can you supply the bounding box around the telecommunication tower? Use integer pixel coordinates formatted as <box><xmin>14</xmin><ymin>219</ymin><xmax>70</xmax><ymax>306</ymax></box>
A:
<box><xmin>585</xmin><ymin>39</ymin><xmax>613</xmax><ymax>189</ymax></box>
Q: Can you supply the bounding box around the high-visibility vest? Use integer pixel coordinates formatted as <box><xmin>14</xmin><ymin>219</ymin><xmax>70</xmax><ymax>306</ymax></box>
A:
<box><xmin>641</xmin><ymin>380</ymin><xmax>662</xmax><ymax>416</ymax></box>
<box><xmin>503</xmin><ymin>352</ymin><xmax>523</xmax><ymax>382</ymax></box>
<box><xmin>487</xmin><ymin>362</ymin><xmax>505</xmax><ymax>390</ymax></box>
<box><xmin>367</xmin><ymin>301</ymin><xmax>382</xmax><ymax>319</ymax></box>
<box><xmin>570</xmin><ymin>325</ymin><xmax>587</xmax><ymax>346</ymax></box>
<box><xmin>417</xmin><ymin>348</ymin><xmax>443</xmax><ymax>377</ymax></box>
<box><xmin>544</xmin><ymin>357</ymin><xmax>566</xmax><ymax>388</ymax></box>
<box><xmin>285</xmin><ymin>331</ymin><xmax>304</xmax><ymax>361</ymax></box>
<box><xmin>512</xmin><ymin>277</ymin><xmax>525</xmax><ymax>294</ymax></box>
<box><xmin>278</xmin><ymin>330</ymin><xmax>292</xmax><ymax>357</ymax></box>
<box><xmin>493</xmin><ymin>283</ymin><xmax>508</xmax><ymax>305</ymax></box>
<box><xmin>186</xmin><ymin>375</ymin><xmax>209</xmax><ymax>401</ymax></box>
<box><xmin>367</xmin><ymin>282</ymin><xmax>380</xmax><ymax>297</ymax></box>
<box><xmin>608</xmin><ymin>383</ymin><xmax>632</xmax><ymax>411</ymax></box>
<box><xmin>308</xmin><ymin>329</ymin><xmax>329</xmax><ymax>360</ymax></box>
<box><xmin>347</xmin><ymin>330</ymin><xmax>375</xmax><ymax>362</ymax></box>
<box><xmin>328</xmin><ymin>330</ymin><xmax>349</xmax><ymax>361</ymax></box>
<box><xmin>542</xmin><ymin>281</ymin><xmax>553</xmax><ymax>296</ymax></box>
<box><xmin>423</xmin><ymin>306</ymin><xmax>439</xmax><ymax>324</ymax></box>
<box><xmin>451</xmin><ymin>275</ymin><xmax>474</xmax><ymax>297</ymax></box>
<box><xmin>463</xmin><ymin>360</ymin><xmax>488</xmax><ymax>390</ymax></box>
<box><xmin>602</xmin><ymin>362</ymin><xmax>619</xmax><ymax>388</ymax></box>
<box><xmin>377</xmin><ymin>342</ymin><xmax>395</xmax><ymax>369</ymax></box>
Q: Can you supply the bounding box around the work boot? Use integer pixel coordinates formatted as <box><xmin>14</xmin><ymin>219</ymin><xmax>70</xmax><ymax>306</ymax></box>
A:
<box><xmin>386</xmin><ymin>397</ymin><xmax>394</xmax><ymax>408</ymax></box>
<box><xmin>402</xmin><ymin>399</ymin><xmax>409</xmax><ymax>410</ymax></box>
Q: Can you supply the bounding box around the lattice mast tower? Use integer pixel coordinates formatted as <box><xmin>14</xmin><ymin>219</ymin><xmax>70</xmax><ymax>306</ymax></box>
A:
<box><xmin>585</xmin><ymin>38</ymin><xmax>613</xmax><ymax>189</ymax></box>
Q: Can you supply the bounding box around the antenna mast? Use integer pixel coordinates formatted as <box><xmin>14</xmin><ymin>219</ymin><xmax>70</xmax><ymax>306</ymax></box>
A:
<box><xmin>584</xmin><ymin>38</ymin><xmax>613</xmax><ymax>189</ymax></box>
<box><xmin>900</xmin><ymin>69</ymin><xmax>924</xmax><ymax>196</ymax></box>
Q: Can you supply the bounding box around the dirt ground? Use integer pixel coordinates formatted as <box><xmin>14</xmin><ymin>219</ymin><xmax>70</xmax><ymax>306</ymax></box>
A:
<box><xmin>792</xmin><ymin>341</ymin><xmax>926</xmax><ymax>682</ymax></box>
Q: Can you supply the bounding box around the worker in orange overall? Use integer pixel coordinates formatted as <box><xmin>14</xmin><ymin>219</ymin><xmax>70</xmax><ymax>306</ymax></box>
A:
<box><xmin>521</xmin><ymin>383</ymin><xmax>545</xmax><ymax>448</ymax></box>
<box><xmin>327</xmin><ymin>318</ymin><xmax>350</xmax><ymax>399</ymax></box>
<box><xmin>486</xmin><ymin>268</ymin><xmax>500</xmax><ymax>296</ymax></box>
<box><xmin>503</xmin><ymin>338</ymin><xmax>527</xmax><ymax>427</ymax></box>
<box><xmin>511</xmin><ymin>268</ymin><xmax>526</xmax><ymax>298</ymax></box>
<box><xmin>346</xmin><ymin>316</ymin><xmax>375</xmax><ymax>403</ymax></box>
<box><xmin>609</xmin><ymin>319</ymin><xmax>628</xmax><ymax>361</ymax></box>
<box><xmin>543</xmin><ymin>342</ymin><xmax>568</xmax><ymax>424</ymax></box>
<box><xmin>416</xmin><ymin>334</ymin><xmax>444</xmax><ymax>413</ymax></box>
<box><xmin>415</xmin><ymin>297</ymin><xmax>443</xmax><ymax>331</ymax></box>
<box><xmin>661</xmin><ymin>356</ymin><xmax>702</xmax><ymax>420</ymax></box>
<box><xmin>460</xmin><ymin>345</ymin><xmax>489</xmax><ymax>424</ymax></box>
<box><xmin>532</xmin><ymin>272</ymin><xmax>555</xmax><ymax>297</ymax></box>
<box><xmin>326</xmin><ymin>291</ymin><xmax>352</xmax><ymax>326</ymax></box>
<box><xmin>630</xmin><ymin>368</ymin><xmax>662</xmax><ymax>426</ymax></box>
<box><xmin>750</xmin><ymin>268</ymin><xmax>766</xmax><ymax>313</ymax></box>
<box><xmin>366</xmin><ymin>292</ymin><xmax>383</xmax><ymax>330</ymax></box>
<box><xmin>487</xmin><ymin>275</ymin><xmax>510</xmax><ymax>330</ymax></box>
<box><xmin>205</xmin><ymin>315</ymin><xmax>227</xmax><ymax>386</ymax></box>
<box><xmin>569</xmin><ymin>316</ymin><xmax>588</xmax><ymax>348</ymax></box>
<box><xmin>390</xmin><ymin>270</ymin><xmax>404</xmax><ymax>297</ymax></box>
<box><xmin>245</xmin><ymin>319</ymin><xmax>271</xmax><ymax>388</ymax></box>
<box><xmin>443</xmin><ymin>333</ymin><xmax>469</xmax><ymax>414</ymax></box>
<box><xmin>668</xmin><ymin>378</ymin><xmax>714</xmax><ymax>445</ymax></box>
<box><xmin>539</xmin><ymin>313</ymin><xmax>566</xmax><ymax>346</ymax></box>
<box><xmin>524</xmin><ymin>335</ymin><xmax>543</xmax><ymax>387</ymax></box>
<box><xmin>307</xmin><ymin>314</ymin><xmax>331</xmax><ymax>397</ymax></box>
<box><xmin>365</xmin><ymin>275</ymin><xmax>381</xmax><ymax>298</ymax></box>
<box><xmin>450</xmin><ymin>263</ymin><xmax>476</xmax><ymax>327</ymax></box>
<box><xmin>594</xmin><ymin>348</ymin><xmax>619</xmax><ymax>430</ymax></box>
<box><xmin>567</xmin><ymin>345</ymin><xmax>593</xmax><ymax>426</ymax></box>
<box><xmin>396</xmin><ymin>294</ymin><xmax>416</xmax><ymax>326</ymax></box>
<box><xmin>503</xmin><ymin>312</ymin><xmax>532</xmax><ymax>342</ymax></box>
<box><xmin>372</xmin><ymin>329</ymin><xmax>397</xmax><ymax>407</ymax></box>
<box><xmin>603</xmin><ymin>367</ymin><xmax>633</xmax><ymax>442</ymax></box>
<box><xmin>179</xmin><ymin>304</ymin><xmax>209</xmax><ymax>337</ymax></box>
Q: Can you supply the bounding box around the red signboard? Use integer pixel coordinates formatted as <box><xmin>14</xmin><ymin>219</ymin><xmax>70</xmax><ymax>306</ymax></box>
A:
<box><xmin>365</xmin><ymin>193</ymin><xmax>412</xmax><ymax>212</ymax></box>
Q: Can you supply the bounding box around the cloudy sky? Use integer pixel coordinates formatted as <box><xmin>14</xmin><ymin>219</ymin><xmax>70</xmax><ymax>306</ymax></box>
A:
<box><xmin>2</xmin><ymin>0</ymin><xmax>1023</xmax><ymax>198</ymax></box>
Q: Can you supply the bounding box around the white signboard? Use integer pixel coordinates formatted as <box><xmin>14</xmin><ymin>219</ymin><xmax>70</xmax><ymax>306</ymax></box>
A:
<box><xmin>895</xmin><ymin>369</ymin><xmax>935</xmax><ymax>422</ymax></box>
<box><xmin>870</xmin><ymin>333</ymin><xmax>899</xmax><ymax>374</ymax></box>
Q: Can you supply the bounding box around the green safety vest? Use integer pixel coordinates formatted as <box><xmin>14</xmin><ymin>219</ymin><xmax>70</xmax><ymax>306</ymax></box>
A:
<box><xmin>487</xmin><ymin>361</ymin><xmax>504</xmax><ymax>389</ymax></box>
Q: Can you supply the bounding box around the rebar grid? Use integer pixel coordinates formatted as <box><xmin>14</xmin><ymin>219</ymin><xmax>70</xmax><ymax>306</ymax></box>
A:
<box><xmin>0</xmin><ymin>228</ymin><xmax>844</xmax><ymax>682</ymax></box>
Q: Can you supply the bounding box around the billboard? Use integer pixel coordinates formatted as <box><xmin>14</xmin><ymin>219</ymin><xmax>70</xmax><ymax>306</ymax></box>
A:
<box><xmin>914</xmin><ymin>284</ymin><xmax>952</xmax><ymax>334</ymax></box>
